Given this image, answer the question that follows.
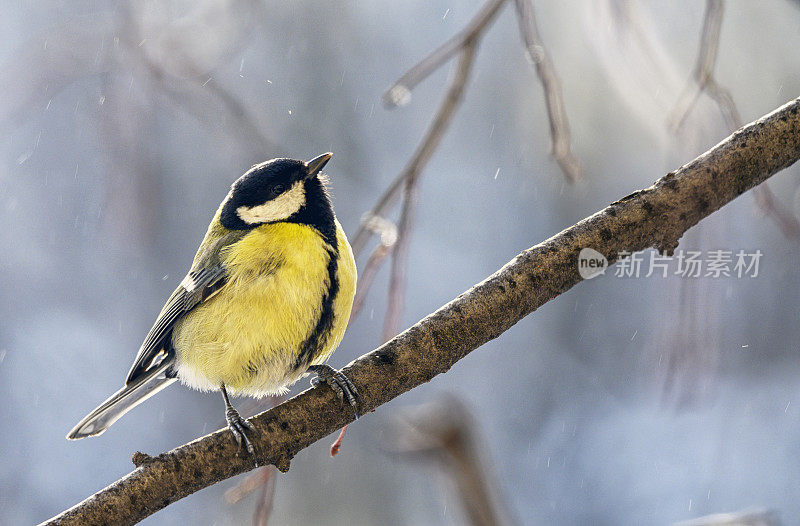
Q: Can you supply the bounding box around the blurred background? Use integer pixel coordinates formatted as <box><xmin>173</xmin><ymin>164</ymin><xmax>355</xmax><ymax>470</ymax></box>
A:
<box><xmin>2</xmin><ymin>0</ymin><xmax>800</xmax><ymax>524</ymax></box>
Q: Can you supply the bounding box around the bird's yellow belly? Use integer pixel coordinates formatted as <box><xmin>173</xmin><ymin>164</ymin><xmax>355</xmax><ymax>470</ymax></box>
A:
<box><xmin>171</xmin><ymin>221</ymin><xmax>356</xmax><ymax>396</ymax></box>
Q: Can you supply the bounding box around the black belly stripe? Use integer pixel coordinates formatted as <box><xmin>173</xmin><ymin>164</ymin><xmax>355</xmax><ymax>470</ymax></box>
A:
<box><xmin>293</xmin><ymin>239</ymin><xmax>340</xmax><ymax>370</ymax></box>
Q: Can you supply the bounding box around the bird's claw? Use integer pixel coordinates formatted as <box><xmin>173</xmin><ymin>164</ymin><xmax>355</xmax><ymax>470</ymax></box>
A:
<box><xmin>308</xmin><ymin>364</ymin><xmax>360</xmax><ymax>419</ymax></box>
<box><xmin>226</xmin><ymin>408</ymin><xmax>256</xmax><ymax>460</ymax></box>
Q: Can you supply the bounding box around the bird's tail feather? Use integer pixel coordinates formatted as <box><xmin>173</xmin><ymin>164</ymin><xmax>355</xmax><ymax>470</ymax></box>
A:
<box><xmin>67</xmin><ymin>359</ymin><xmax>177</xmax><ymax>440</ymax></box>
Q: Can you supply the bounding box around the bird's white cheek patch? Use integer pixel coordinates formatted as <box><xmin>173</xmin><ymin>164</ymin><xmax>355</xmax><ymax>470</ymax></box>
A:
<box><xmin>236</xmin><ymin>182</ymin><xmax>306</xmax><ymax>224</ymax></box>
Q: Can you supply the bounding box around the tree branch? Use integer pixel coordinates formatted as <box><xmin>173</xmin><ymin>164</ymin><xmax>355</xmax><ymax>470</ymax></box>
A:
<box><xmin>354</xmin><ymin>0</ymin><xmax>580</xmax><ymax>257</ymax></box>
<box><xmin>351</xmin><ymin>0</ymin><xmax>580</xmax><ymax>339</ymax></box>
<box><xmin>381</xmin><ymin>0</ymin><xmax>506</xmax><ymax>108</ymax></box>
<box><xmin>513</xmin><ymin>0</ymin><xmax>582</xmax><ymax>182</ymax></box>
<box><xmin>44</xmin><ymin>97</ymin><xmax>800</xmax><ymax>525</ymax></box>
<box><xmin>669</xmin><ymin>0</ymin><xmax>800</xmax><ymax>241</ymax></box>
<box><xmin>382</xmin><ymin>42</ymin><xmax>479</xmax><ymax>341</ymax></box>
<box><xmin>352</xmin><ymin>0</ymin><xmax>506</xmax><ymax>257</ymax></box>
<box><xmin>392</xmin><ymin>396</ymin><xmax>516</xmax><ymax>526</ymax></box>
<box><xmin>350</xmin><ymin>224</ymin><xmax>395</xmax><ymax>318</ymax></box>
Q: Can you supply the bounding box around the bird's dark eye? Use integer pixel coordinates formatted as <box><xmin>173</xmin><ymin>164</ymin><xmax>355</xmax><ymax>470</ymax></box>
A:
<box><xmin>271</xmin><ymin>184</ymin><xmax>285</xmax><ymax>196</ymax></box>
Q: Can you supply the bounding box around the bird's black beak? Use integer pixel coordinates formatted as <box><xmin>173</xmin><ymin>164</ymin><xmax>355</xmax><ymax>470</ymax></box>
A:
<box><xmin>305</xmin><ymin>152</ymin><xmax>332</xmax><ymax>179</ymax></box>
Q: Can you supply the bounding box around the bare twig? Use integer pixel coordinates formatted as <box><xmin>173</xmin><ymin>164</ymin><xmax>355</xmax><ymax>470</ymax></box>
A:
<box><xmin>223</xmin><ymin>467</ymin><xmax>274</xmax><ymax>505</ymax></box>
<box><xmin>330</xmin><ymin>425</ymin><xmax>348</xmax><ymax>457</ymax></box>
<box><xmin>513</xmin><ymin>0</ymin><xmax>582</xmax><ymax>182</ymax></box>
<box><xmin>672</xmin><ymin>507</ymin><xmax>779</xmax><ymax>526</ymax></box>
<box><xmin>393</xmin><ymin>396</ymin><xmax>516</xmax><ymax>526</ymax></box>
<box><xmin>43</xmin><ymin>98</ymin><xmax>800</xmax><ymax>525</ymax></box>
<box><xmin>668</xmin><ymin>0</ymin><xmax>740</xmax><ymax>133</ymax></box>
<box><xmin>363</xmin><ymin>0</ymin><xmax>506</xmax><ymax>344</ymax></box>
<box><xmin>358</xmin><ymin>0</ymin><xmax>581</xmax><ymax>342</ymax></box>
<box><xmin>356</xmin><ymin>0</ymin><xmax>580</xmax><ymax>254</ymax></box>
<box><xmin>350</xmin><ymin>215</ymin><xmax>397</xmax><ymax>318</ymax></box>
<box><xmin>223</xmin><ymin>467</ymin><xmax>277</xmax><ymax>526</ymax></box>
<box><xmin>668</xmin><ymin>0</ymin><xmax>726</xmax><ymax>131</ymax></box>
<box><xmin>670</xmin><ymin>0</ymin><xmax>800</xmax><ymax>240</ymax></box>
<box><xmin>0</xmin><ymin>3</ymin><xmax>279</xmax><ymax>252</ymax></box>
<box><xmin>252</xmin><ymin>469</ymin><xmax>277</xmax><ymax>526</ymax></box>
<box><xmin>223</xmin><ymin>394</ymin><xmax>283</xmax><ymax>526</ymax></box>
<box><xmin>351</xmin><ymin>244</ymin><xmax>392</xmax><ymax>318</ymax></box>
<box><xmin>382</xmin><ymin>43</ymin><xmax>478</xmax><ymax>341</ymax></box>
<box><xmin>351</xmin><ymin>176</ymin><xmax>406</xmax><ymax>258</ymax></box>
<box><xmin>155</xmin><ymin>75</ymin><xmax>279</xmax><ymax>159</ymax></box>
<box><xmin>382</xmin><ymin>0</ymin><xmax>507</xmax><ymax>108</ymax></box>
<box><xmin>752</xmin><ymin>186</ymin><xmax>800</xmax><ymax>239</ymax></box>
<box><xmin>658</xmin><ymin>0</ymin><xmax>729</xmax><ymax>405</ymax></box>
<box><xmin>353</xmin><ymin>0</ymin><xmax>507</xmax><ymax>257</ymax></box>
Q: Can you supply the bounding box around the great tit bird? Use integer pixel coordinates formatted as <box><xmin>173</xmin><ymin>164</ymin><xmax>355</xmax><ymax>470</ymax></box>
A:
<box><xmin>67</xmin><ymin>153</ymin><xmax>358</xmax><ymax>454</ymax></box>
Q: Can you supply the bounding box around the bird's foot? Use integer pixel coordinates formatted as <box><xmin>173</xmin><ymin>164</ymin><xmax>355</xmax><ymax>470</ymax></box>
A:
<box><xmin>308</xmin><ymin>364</ymin><xmax>360</xmax><ymax>419</ymax></box>
<box><xmin>226</xmin><ymin>406</ymin><xmax>256</xmax><ymax>459</ymax></box>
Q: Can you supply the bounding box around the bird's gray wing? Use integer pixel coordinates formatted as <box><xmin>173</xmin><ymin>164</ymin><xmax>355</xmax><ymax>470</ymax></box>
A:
<box><xmin>125</xmin><ymin>230</ymin><xmax>247</xmax><ymax>384</ymax></box>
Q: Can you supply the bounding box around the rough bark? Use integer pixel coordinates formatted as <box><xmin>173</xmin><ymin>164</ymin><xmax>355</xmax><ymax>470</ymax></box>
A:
<box><xmin>43</xmin><ymin>97</ymin><xmax>800</xmax><ymax>526</ymax></box>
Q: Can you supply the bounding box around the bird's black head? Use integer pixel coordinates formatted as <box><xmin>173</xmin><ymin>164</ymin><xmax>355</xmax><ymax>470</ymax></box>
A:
<box><xmin>220</xmin><ymin>153</ymin><xmax>336</xmax><ymax>242</ymax></box>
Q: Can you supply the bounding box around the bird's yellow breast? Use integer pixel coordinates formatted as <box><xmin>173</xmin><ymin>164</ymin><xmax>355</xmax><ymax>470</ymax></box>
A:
<box><xmin>172</xmin><ymin>220</ymin><xmax>356</xmax><ymax>396</ymax></box>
